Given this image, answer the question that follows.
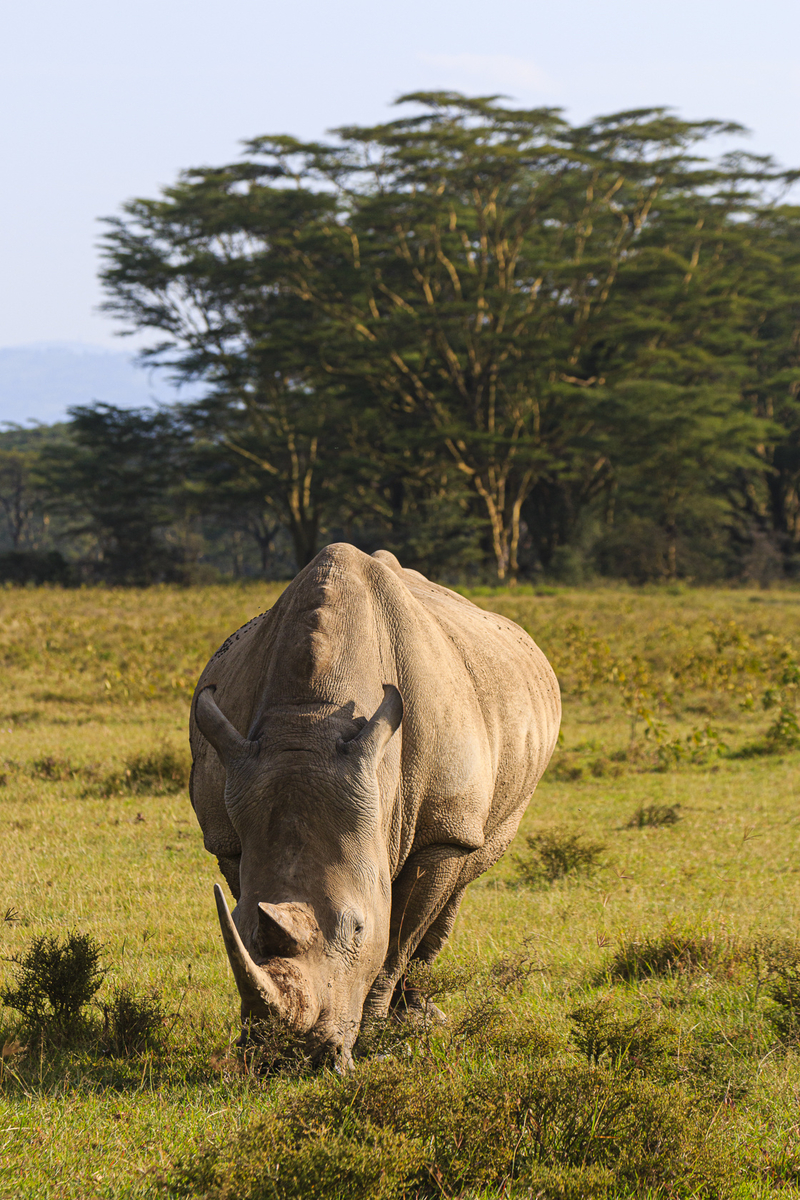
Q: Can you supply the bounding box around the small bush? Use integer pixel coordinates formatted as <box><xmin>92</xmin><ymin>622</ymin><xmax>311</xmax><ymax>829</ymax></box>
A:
<box><xmin>603</xmin><ymin>925</ymin><xmax>736</xmax><ymax>983</ymax></box>
<box><xmin>457</xmin><ymin>1002</ymin><xmax>559</xmax><ymax>1059</ymax></box>
<box><xmin>515</xmin><ymin>828</ymin><xmax>605</xmax><ymax>886</ymax></box>
<box><xmin>766</xmin><ymin>704</ymin><xmax>800</xmax><ymax>751</ymax></box>
<box><xmin>29</xmin><ymin>755</ymin><xmax>79</xmax><ymax>782</ymax></box>
<box><xmin>756</xmin><ymin>937</ymin><xmax>800</xmax><ymax>1044</ymax></box>
<box><xmin>101</xmin><ymin>984</ymin><xmax>168</xmax><ymax>1055</ymax></box>
<box><xmin>402</xmin><ymin>958</ymin><xmax>475</xmax><ymax>1010</ymax></box>
<box><xmin>733</xmin><ymin>704</ymin><xmax>800</xmax><ymax>758</ymax></box>
<box><xmin>95</xmin><ymin>748</ymin><xmax>190</xmax><ymax>797</ymax></box>
<box><xmin>551</xmin><ymin>749</ymin><xmax>626</xmax><ymax>782</ymax></box>
<box><xmin>1</xmin><ymin>931</ymin><xmax>105</xmax><ymax>1035</ymax></box>
<box><xmin>165</xmin><ymin>1117</ymin><xmax>425</xmax><ymax>1200</ymax></box>
<box><xmin>626</xmin><ymin>803</ymin><xmax>681</xmax><ymax>828</ymax></box>
<box><xmin>239</xmin><ymin>1013</ymin><xmax>314</xmax><ymax>1077</ymax></box>
<box><xmin>754</xmin><ymin>993</ymin><xmax>798</xmax><ymax>1059</ymax></box>
<box><xmin>568</xmin><ymin>998</ymin><xmax>679</xmax><ymax>1077</ymax></box>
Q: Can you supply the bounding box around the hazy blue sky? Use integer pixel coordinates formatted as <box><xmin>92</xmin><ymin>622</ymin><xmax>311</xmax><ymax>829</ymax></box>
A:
<box><xmin>3</xmin><ymin>0</ymin><xmax>798</xmax><ymax>351</ymax></box>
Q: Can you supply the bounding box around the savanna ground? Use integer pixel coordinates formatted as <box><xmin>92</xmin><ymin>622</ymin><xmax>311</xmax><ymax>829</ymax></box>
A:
<box><xmin>3</xmin><ymin>581</ymin><xmax>800</xmax><ymax>1197</ymax></box>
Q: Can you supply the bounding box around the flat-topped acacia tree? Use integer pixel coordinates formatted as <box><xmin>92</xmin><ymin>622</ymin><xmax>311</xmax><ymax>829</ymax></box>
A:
<box><xmin>100</xmin><ymin>93</ymin><xmax>794</xmax><ymax>582</ymax></box>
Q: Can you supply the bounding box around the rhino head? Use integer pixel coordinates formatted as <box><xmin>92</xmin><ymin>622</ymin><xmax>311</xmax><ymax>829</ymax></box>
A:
<box><xmin>195</xmin><ymin>683</ymin><xmax>403</xmax><ymax>1069</ymax></box>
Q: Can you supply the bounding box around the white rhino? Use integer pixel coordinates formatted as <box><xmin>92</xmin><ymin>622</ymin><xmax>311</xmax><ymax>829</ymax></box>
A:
<box><xmin>190</xmin><ymin>544</ymin><xmax>560</xmax><ymax>1067</ymax></box>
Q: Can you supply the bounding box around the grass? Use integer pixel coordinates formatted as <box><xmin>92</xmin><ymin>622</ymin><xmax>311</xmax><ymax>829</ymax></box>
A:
<box><xmin>4</xmin><ymin>581</ymin><xmax>800</xmax><ymax>1195</ymax></box>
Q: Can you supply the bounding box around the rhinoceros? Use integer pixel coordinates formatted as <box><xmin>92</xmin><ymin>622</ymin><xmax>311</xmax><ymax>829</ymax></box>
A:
<box><xmin>190</xmin><ymin>543</ymin><xmax>560</xmax><ymax>1067</ymax></box>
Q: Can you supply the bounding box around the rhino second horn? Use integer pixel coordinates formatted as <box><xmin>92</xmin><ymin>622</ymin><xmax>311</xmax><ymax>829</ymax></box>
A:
<box><xmin>196</xmin><ymin>688</ymin><xmax>254</xmax><ymax>768</ymax></box>
<box><xmin>338</xmin><ymin>683</ymin><xmax>404</xmax><ymax>766</ymax></box>
<box><xmin>258</xmin><ymin>902</ymin><xmax>320</xmax><ymax>957</ymax></box>
<box><xmin>213</xmin><ymin>884</ymin><xmax>293</xmax><ymax>1021</ymax></box>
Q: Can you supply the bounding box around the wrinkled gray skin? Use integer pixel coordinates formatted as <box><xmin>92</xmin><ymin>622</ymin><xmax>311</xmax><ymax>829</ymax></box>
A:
<box><xmin>189</xmin><ymin>544</ymin><xmax>560</xmax><ymax>1069</ymax></box>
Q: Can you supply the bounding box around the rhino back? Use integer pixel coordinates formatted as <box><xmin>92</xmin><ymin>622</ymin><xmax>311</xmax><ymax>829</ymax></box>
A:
<box><xmin>368</xmin><ymin>551</ymin><xmax>560</xmax><ymax>864</ymax></box>
<box><xmin>190</xmin><ymin>544</ymin><xmax>560</xmax><ymax>879</ymax></box>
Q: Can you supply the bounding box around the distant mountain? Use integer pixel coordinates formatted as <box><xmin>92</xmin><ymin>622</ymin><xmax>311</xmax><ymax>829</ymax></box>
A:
<box><xmin>0</xmin><ymin>343</ymin><xmax>203</xmax><ymax>426</ymax></box>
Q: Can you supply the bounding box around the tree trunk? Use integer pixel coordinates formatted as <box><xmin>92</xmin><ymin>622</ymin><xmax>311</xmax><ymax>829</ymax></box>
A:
<box><xmin>288</xmin><ymin>512</ymin><xmax>320</xmax><ymax>568</ymax></box>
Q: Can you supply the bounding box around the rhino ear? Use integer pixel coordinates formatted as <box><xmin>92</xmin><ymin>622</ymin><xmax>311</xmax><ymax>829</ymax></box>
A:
<box><xmin>257</xmin><ymin>902</ymin><xmax>320</xmax><ymax>957</ymax></box>
<box><xmin>195</xmin><ymin>687</ymin><xmax>254</xmax><ymax>769</ymax></box>
<box><xmin>338</xmin><ymin>684</ymin><xmax>403</xmax><ymax>768</ymax></box>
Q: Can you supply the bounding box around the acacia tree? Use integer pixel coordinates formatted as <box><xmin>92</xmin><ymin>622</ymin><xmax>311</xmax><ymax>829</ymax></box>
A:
<box><xmin>38</xmin><ymin>404</ymin><xmax>187</xmax><ymax>584</ymax></box>
<box><xmin>0</xmin><ymin>448</ymin><xmax>37</xmax><ymax>548</ymax></box>
<box><xmin>0</xmin><ymin>425</ymin><xmax>67</xmax><ymax>552</ymax></box>
<box><xmin>236</xmin><ymin>95</ymin><xmax>773</xmax><ymax>581</ymax></box>
<box><xmin>728</xmin><ymin>205</ymin><xmax>800</xmax><ymax>560</ymax></box>
<box><xmin>100</xmin><ymin>180</ymin><xmax>361</xmax><ymax>568</ymax></box>
<box><xmin>569</xmin><ymin>149</ymin><xmax>796</xmax><ymax>578</ymax></box>
<box><xmin>99</xmin><ymin>93</ymin><xmax>797</xmax><ymax>582</ymax></box>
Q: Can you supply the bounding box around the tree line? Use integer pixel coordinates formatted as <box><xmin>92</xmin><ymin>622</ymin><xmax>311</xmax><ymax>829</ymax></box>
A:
<box><xmin>3</xmin><ymin>92</ymin><xmax>800</xmax><ymax>587</ymax></box>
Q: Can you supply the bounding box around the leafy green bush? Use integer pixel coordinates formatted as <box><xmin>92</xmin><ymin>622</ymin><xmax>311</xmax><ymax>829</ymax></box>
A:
<box><xmin>626</xmin><ymin>803</ymin><xmax>681</xmax><ymax>828</ymax></box>
<box><xmin>1</xmin><ymin>931</ymin><xmax>105</xmax><ymax>1035</ymax></box>
<box><xmin>570</xmin><ymin>999</ymin><xmax>670</xmax><ymax>1071</ymax></box>
<box><xmin>101</xmin><ymin>984</ymin><xmax>168</xmax><ymax>1055</ymax></box>
<box><xmin>95</xmin><ymin>747</ymin><xmax>190</xmax><ymax>797</ymax></box>
<box><xmin>602</xmin><ymin>925</ymin><xmax>737</xmax><ymax>983</ymax></box>
<box><xmin>754</xmin><ymin>937</ymin><xmax>800</xmax><ymax>1044</ymax></box>
<box><xmin>515</xmin><ymin>828</ymin><xmax>605</xmax><ymax>886</ymax></box>
<box><xmin>732</xmin><ymin>704</ymin><xmax>800</xmax><ymax>758</ymax></box>
<box><xmin>166</xmin><ymin>1118</ymin><xmax>424</xmax><ymax>1200</ymax></box>
<box><xmin>765</xmin><ymin>704</ymin><xmax>800</xmax><ymax>751</ymax></box>
<box><xmin>238</xmin><ymin>1013</ymin><xmax>314</xmax><ymax>1077</ymax></box>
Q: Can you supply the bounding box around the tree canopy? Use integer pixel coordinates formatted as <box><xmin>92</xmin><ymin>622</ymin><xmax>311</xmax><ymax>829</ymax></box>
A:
<box><xmin>4</xmin><ymin>93</ymin><xmax>799</xmax><ymax>587</ymax></box>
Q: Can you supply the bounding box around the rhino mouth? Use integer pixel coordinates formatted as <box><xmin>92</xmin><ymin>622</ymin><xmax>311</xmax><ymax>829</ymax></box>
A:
<box><xmin>214</xmin><ymin>884</ymin><xmax>318</xmax><ymax>1032</ymax></box>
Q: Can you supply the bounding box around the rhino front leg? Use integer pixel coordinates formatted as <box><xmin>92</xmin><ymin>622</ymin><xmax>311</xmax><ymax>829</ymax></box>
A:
<box><xmin>364</xmin><ymin>845</ymin><xmax>470</xmax><ymax>1020</ymax></box>
<box><xmin>389</xmin><ymin>883</ymin><xmax>468</xmax><ymax>1023</ymax></box>
<box><xmin>408</xmin><ymin>883</ymin><xmax>468</xmax><ymax>965</ymax></box>
<box><xmin>216</xmin><ymin>854</ymin><xmax>242</xmax><ymax>900</ymax></box>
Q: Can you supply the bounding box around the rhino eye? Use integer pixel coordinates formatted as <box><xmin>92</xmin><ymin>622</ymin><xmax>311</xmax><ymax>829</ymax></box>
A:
<box><xmin>340</xmin><ymin>911</ymin><xmax>365</xmax><ymax>946</ymax></box>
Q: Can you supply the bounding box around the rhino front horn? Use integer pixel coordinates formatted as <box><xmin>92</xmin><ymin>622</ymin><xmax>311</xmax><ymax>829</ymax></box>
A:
<box><xmin>213</xmin><ymin>885</ymin><xmax>315</xmax><ymax>1030</ymax></box>
<box><xmin>196</xmin><ymin>688</ymin><xmax>255</xmax><ymax>768</ymax></box>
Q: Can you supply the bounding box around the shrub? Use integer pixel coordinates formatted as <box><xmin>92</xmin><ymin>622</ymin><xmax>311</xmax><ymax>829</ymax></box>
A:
<box><xmin>603</xmin><ymin>925</ymin><xmax>736</xmax><ymax>983</ymax></box>
<box><xmin>166</xmin><ymin>1117</ymin><xmax>425</xmax><ymax>1200</ymax></box>
<box><xmin>515</xmin><ymin>828</ymin><xmax>605</xmax><ymax>886</ymax></box>
<box><xmin>457</xmin><ymin>1002</ymin><xmax>559</xmax><ymax>1060</ymax></box>
<box><xmin>626</xmin><ymin>803</ymin><xmax>681</xmax><ymax>828</ymax></box>
<box><xmin>95</xmin><ymin>748</ymin><xmax>190</xmax><ymax>797</ymax></box>
<box><xmin>164</xmin><ymin>1056</ymin><xmax>736</xmax><ymax>1199</ymax></box>
<box><xmin>734</xmin><ymin>707</ymin><xmax>800</xmax><ymax>757</ymax></box>
<box><xmin>239</xmin><ymin>1013</ymin><xmax>314</xmax><ymax>1077</ymax></box>
<box><xmin>568</xmin><ymin>998</ymin><xmax>679</xmax><ymax>1077</ymax></box>
<box><xmin>1</xmin><ymin>931</ymin><xmax>105</xmax><ymax>1035</ymax></box>
<box><xmin>765</xmin><ymin>704</ymin><xmax>800</xmax><ymax>751</ymax></box>
<box><xmin>101</xmin><ymin>984</ymin><xmax>168</xmax><ymax>1055</ymax></box>
<box><xmin>756</xmin><ymin>937</ymin><xmax>800</xmax><ymax>1044</ymax></box>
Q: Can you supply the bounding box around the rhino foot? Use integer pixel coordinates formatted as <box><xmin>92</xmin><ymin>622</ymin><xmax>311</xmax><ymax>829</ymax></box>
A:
<box><xmin>390</xmin><ymin>986</ymin><xmax>448</xmax><ymax>1027</ymax></box>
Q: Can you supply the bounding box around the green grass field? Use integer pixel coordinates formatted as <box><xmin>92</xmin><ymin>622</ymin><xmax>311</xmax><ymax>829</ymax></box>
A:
<box><xmin>4</xmin><ymin>582</ymin><xmax>800</xmax><ymax>1198</ymax></box>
